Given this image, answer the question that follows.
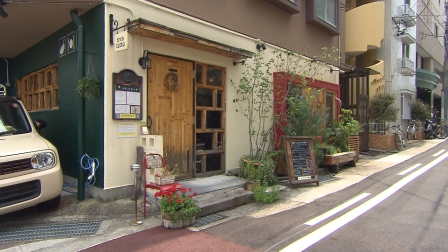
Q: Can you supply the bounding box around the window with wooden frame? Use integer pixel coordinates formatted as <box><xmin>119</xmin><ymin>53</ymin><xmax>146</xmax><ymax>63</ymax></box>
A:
<box><xmin>17</xmin><ymin>63</ymin><xmax>59</xmax><ymax>112</ymax></box>
<box><xmin>195</xmin><ymin>63</ymin><xmax>225</xmax><ymax>175</ymax></box>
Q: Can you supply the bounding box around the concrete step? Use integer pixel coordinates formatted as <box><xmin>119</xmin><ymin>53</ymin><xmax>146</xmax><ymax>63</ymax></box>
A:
<box><xmin>195</xmin><ymin>187</ymin><xmax>254</xmax><ymax>217</ymax></box>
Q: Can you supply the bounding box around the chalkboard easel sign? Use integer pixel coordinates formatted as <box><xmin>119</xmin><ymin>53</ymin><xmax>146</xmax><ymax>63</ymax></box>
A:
<box><xmin>283</xmin><ymin>136</ymin><xmax>319</xmax><ymax>186</ymax></box>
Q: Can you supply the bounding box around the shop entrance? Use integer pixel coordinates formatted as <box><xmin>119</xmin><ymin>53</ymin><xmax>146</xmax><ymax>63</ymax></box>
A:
<box><xmin>147</xmin><ymin>55</ymin><xmax>194</xmax><ymax>178</ymax></box>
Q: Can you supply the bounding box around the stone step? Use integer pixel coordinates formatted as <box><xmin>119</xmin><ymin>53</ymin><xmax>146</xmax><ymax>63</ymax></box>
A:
<box><xmin>195</xmin><ymin>187</ymin><xmax>254</xmax><ymax>217</ymax></box>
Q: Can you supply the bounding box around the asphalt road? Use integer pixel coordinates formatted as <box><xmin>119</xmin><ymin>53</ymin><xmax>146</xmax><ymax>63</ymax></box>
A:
<box><xmin>79</xmin><ymin>140</ymin><xmax>448</xmax><ymax>252</ymax></box>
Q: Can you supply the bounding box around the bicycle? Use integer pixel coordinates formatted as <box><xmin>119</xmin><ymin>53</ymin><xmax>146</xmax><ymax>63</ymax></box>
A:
<box><xmin>406</xmin><ymin>119</ymin><xmax>418</xmax><ymax>140</ymax></box>
<box><xmin>437</xmin><ymin>120</ymin><xmax>447</xmax><ymax>139</ymax></box>
<box><xmin>390</xmin><ymin>125</ymin><xmax>407</xmax><ymax>151</ymax></box>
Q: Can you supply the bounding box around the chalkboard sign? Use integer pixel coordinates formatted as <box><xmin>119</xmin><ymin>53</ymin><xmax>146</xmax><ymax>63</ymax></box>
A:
<box><xmin>283</xmin><ymin>136</ymin><xmax>319</xmax><ymax>186</ymax></box>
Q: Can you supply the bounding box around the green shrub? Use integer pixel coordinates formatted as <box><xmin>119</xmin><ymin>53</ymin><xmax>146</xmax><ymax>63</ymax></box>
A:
<box><xmin>411</xmin><ymin>99</ymin><xmax>431</xmax><ymax>121</ymax></box>
<box><xmin>253</xmin><ymin>183</ymin><xmax>280</xmax><ymax>203</ymax></box>
<box><xmin>370</xmin><ymin>93</ymin><xmax>399</xmax><ymax>123</ymax></box>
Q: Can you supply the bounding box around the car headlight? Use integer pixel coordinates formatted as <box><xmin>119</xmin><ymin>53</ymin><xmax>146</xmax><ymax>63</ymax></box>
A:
<box><xmin>30</xmin><ymin>152</ymin><xmax>56</xmax><ymax>170</ymax></box>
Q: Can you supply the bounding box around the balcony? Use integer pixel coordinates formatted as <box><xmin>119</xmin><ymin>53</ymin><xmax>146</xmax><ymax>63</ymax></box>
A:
<box><xmin>416</xmin><ymin>68</ymin><xmax>440</xmax><ymax>91</ymax></box>
<box><xmin>345</xmin><ymin>2</ymin><xmax>384</xmax><ymax>58</ymax></box>
<box><xmin>397</xmin><ymin>30</ymin><xmax>416</xmax><ymax>44</ymax></box>
<box><xmin>398</xmin><ymin>5</ymin><xmax>416</xmax><ymax>27</ymax></box>
<box><xmin>399</xmin><ymin>57</ymin><xmax>415</xmax><ymax>76</ymax></box>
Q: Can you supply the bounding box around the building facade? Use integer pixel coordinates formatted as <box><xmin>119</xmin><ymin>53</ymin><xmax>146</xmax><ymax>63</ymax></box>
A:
<box><xmin>1</xmin><ymin>0</ymin><xmax>344</xmax><ymax>201</ymax></box>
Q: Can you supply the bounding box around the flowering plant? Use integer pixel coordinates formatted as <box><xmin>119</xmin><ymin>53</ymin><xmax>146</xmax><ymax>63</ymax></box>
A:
<box><xmin>154</xmin><ymin>185</ymin><xmax>201</xmax><ymax>222</ymax></box>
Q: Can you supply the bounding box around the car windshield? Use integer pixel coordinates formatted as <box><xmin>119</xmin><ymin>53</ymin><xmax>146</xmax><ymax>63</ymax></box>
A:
<box><xmin>0</xmin><ymin>100</ymin><xmax>31</xmax><ymax>136</ymax></box>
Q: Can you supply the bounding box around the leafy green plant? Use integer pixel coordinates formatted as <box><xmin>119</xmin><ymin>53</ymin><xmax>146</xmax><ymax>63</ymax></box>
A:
<box><xmin>239</xmin><ymin>152</ymin><xmax>278</xmax><ymax>186</ymax></box>
<box><xmin>253</xmin><ymin>182</ymin><xmax>280</xmax><ymax>203</ymax></box>
<box><xmin>411</xmin><ymin>99</ymin><xmax>431</xmax><ymax>121</ymax></box>
<box><xmin>331</xmin><ymin>108</ymin><xmax>362</xmax><ymax>153</ymax></box>
<box><xmin>370</xmin><ymin>93</ymin><xmax>399</xmax><ymax>123</ymax></box>
<box><xmin>76</xmin><ymin>76</ymin><xmax>101</xmax><ymax>99</ymax></box>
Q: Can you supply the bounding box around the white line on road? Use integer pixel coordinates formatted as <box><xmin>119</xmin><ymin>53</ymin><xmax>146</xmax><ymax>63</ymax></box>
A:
<box><xmin>305</xmin><ymin>193</ymin><xmax>371</xmax><ymax>226</ymax></box>
<box><xmin>281</xmin><ymin>152</ymin><xmax>448</xmax><ymax>252</ymax></box>
<box><xmin>397</xmin><ymin>163</ymin><xmax>421</xmax><ymax>176</ymax></box>
<box><xmin>433</xmin><ymin>149</ymin><xmax>446</xmax><ymax>157</ymax></box>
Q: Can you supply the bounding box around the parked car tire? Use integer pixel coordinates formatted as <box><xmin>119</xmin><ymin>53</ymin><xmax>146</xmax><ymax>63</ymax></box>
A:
<box><xmin>38</xmin><ymin>195</ymin><xmax>61</xmax><ymax>210</ymax></box>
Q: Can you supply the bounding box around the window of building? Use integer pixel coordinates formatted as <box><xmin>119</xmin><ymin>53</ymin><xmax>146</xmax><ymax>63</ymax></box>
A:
<box><xmin>17</xmin><ymin>63</ymin><xmax>58</xmax><ymax>112</ymax></box>
<box><xmin>402</xmin><ymin>43</ymin><xmax>410</xmax><ymax>58</ymax></box>
<box><xmin>306</xmin><ymin>0</ymin><xmax>340</xmax><ymax>36</ymax></box>
<box><xmin>195</xmin><ymin>63</ymin><xmax>225</xmax><ymax>175</ymax></box>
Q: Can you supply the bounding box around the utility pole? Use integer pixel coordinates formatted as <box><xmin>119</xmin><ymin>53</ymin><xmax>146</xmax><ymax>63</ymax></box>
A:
<box><xmin>443</xmin><ymin>2</ymin><xmax>448</xmax><ymax>120</ymax></box>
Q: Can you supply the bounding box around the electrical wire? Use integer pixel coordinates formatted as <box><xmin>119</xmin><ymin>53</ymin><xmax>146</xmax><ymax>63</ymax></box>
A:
<box><xmin>80</xmin><ymin>153</ymin><xmax>99</xmax><ymax>186</ymax></box>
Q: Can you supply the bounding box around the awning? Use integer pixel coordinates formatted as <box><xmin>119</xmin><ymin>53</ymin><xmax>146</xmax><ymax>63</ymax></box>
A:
<box><xmin>127</xmin><ymin>18</ymin><xmax>253</xmax><ymax>60</ymax></box>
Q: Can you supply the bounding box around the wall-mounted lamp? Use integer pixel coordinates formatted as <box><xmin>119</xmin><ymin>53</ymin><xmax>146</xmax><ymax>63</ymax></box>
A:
<box><xmin>330</xmin><ymin>68</ymin><xmax>345</xmax><ymax>74</ymax></box>
<box><xmin>256</xmin><ymin>43</ymin><xmax>266</xmax><ymax>51</ymax></box>
<box><xmin>233</xmin><ymin>60</ymin><xmax>245</xmax><ymax>66</ymax></box>
<box><xmin>0</xmin><ymin>0</ymin><xmax>8</xmax><ymax>18</ymax></box>
<box><xmin>138</xmin><ymin>50</ymin><xmax>151</xmax><ymax>69</ymax></box>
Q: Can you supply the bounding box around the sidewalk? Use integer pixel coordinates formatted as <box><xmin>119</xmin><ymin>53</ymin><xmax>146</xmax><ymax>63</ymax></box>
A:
<box><xmin>0</xmin><ymin>139</ymin><xmax>446</xmax><ymax>252</ymax></box>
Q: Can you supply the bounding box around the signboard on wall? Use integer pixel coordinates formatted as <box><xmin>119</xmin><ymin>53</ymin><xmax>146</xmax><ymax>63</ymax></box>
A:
<box><xmin>114</xmin><ymin>32</ymin><xmax>128</xmax><ymax>51</ymax></box>
<box><xmin>283</xmin><ymin>136</ymin><xmax>319</xmax><ymax>186</ymax></box>
<box><xmin>112</xmin><ymin>69</ymin><xmax>143</xmax><ymax>120</ymax></box>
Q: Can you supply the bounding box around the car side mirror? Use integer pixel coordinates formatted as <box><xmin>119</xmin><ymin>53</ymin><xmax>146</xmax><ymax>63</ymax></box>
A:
<box><xmin>34</xmin><ymin>119</ymin><xmax>47</xmax><ymax>133</ymax></box>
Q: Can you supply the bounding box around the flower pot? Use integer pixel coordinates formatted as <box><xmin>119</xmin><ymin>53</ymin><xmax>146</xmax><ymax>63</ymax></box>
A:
<box><xmin>245</xmin><ymin>181</ymin><xmax>261</xmax><ymax>192</ymax></box>
<box><xmin>162</xmin><ymin>212</ymin><xmax>197</xmax><ymax>229</ymax></box>
<box><xmin>323</xmin><ymin>151</ymin><xmax>356</xmax><ymax>173</ymax></box>
<box><xmin>155</xmin><ymin>175</ymin><xmax>175</xmax><ymax>185</ymax></box>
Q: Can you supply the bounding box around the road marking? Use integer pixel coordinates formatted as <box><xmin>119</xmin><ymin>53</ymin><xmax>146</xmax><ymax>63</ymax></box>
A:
<box><xmin>433</xmin><ymin>149</ymin><xmax>446</xmax><ymax>157</ymax></box>
<box><xmin>305</xmin><ymin>193</ymin><xmax>371</xmax><ymax>226</ymax></box>
<box><xmin>281</xmin><ymin>152</ymin><xmax>448</xmax><ymax>252</ymax></box>
<box><xmin>397</xmin><ymin>163</ymin><xmax>421</xmax><ymax>176</ymax></box>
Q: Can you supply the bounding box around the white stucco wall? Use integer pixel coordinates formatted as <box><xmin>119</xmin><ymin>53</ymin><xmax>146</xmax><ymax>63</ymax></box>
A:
<box><xmin>102</xmin><ymin>0</ymin><xmax>336</xmax><ymax>189</ymax></box>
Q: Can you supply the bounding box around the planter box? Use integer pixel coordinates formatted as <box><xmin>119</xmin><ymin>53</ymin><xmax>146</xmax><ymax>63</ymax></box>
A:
<box><xmin>369</xmin><ymin>134</ymin><xmax>395</xmax><ymax>150</ymax></box>
<box><xmin>323</xmin><ymin>151</ymin><xmax>356</xmax><ymax>173</ymax></box>
<box><xmin>155</xmin><ymin>175</ymin><xmax>175</xmax><ymax>185</ymax></box>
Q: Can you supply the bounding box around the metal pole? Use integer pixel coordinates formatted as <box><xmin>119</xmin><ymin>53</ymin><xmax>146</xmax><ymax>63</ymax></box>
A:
<box><xmin>130</xmin><ymin>164</ymin><xmax>142</xmax><ymax>226</ymax></box>
<box><xmin>443</xmin><ymin>2</ymin><xmax>448</xmax><ymax>120</ymax></box>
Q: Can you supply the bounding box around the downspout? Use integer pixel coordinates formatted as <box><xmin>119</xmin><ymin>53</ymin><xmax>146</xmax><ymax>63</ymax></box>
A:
<box><xmin>70</xmin><ymin>9</ymin><xmax>86</xmax><ymax>201</ymax></box>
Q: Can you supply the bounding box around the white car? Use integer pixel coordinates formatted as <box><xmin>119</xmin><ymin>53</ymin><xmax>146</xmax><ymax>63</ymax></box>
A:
<box><xmin>0</xmin><ymin>96</ymin><xmax>62</xmax><ymax>215</ymax></box>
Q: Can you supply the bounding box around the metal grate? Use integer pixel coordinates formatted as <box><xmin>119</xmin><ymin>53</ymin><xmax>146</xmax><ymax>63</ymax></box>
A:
<box><xmin>0</xmin><ymin>221</ymin><xmax>102</xmax><ymax>243</ymax></box>
<box><xmin>193</xmin><ymin>213</ymin><xmax>227</xmax><ymax>228</ymax></box>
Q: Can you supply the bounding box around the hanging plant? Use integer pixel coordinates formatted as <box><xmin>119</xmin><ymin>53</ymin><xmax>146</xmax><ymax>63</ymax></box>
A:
<box><xmin>76</xmin><ymin>54</ymin><xmax>101</xmax><ymax>99</ymax></box>
<box><xmin>76</xmin><ymin>76</ymin><xmax>101</xmax><ymax>99</ymax></box>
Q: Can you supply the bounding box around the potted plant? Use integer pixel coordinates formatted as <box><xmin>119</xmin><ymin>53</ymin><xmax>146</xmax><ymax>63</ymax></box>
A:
<box><xmin>369</xmin><ymin>93</ymin><xmax>400</xmax><ymax>150</ymax></box>
<box><xmin>232</xmin><ymin>40</ymin><xmax>278</xmax><ymax>189</ymax></box>
<box><xmin>154</xmin><ymin>165</ymin><xmax>180</xmax><ymax>185</ymax></box>
<box><xmin>154</xmin><ymin>185</ymin><xmax>201</xmax><ymax>229</ymax></box>
<box><xmin>323</xmin><ymin>108</ymin><xmax>362</xmax><ymax>172</ymax></box>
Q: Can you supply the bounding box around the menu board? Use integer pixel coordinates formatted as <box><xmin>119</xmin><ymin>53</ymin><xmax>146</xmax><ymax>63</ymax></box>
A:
<box><xmin>283</xmin><ymin>136</ymin><xmax>319</xmax><ymax>186</ymax></box>
<box><xmin>112</xmin><ymin>69</ymin><xmax>143</xmax><ymax>120</ymax></box>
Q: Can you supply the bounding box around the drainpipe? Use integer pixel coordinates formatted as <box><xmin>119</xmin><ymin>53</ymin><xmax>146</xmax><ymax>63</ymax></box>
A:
<box><xmin>71</xmin><ymin>9</ymin><xmax>86</xmax><ymax>201</ymax></box>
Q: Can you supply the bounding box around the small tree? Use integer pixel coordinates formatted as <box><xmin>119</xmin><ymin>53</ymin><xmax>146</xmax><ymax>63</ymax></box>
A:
<box><xmin>370</xmin><ymin>93</ymin><xmax>399</xmax><ymax>123</ymax></box>
<box><xmin>411</xmin><ymin>99</ymin><xmax>431</xmax><ymax>121</ymax></box>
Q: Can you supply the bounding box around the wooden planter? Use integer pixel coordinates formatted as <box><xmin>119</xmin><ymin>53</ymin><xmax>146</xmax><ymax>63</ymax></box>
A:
<box><xmin>323</xmin><ymin>151</ymin><xmax>356</xmax><ymax>173</ymax></box>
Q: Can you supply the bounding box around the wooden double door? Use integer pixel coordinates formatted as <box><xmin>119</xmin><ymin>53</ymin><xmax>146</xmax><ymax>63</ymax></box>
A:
<box><xmin>147</xmin><ymin>55</ymin><xmax>194</xmax><ymax>179</ymax></box>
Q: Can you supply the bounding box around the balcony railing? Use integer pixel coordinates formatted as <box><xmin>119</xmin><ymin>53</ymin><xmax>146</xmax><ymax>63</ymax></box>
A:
<box><xmin>400</xmin><ymin>57</ymin><xmax>415</xmax><ymax>76</ymax></box>
<box><xmin>399</xmin><ymin>5</ymin><xmax>416</xmax><ymax>27</ymax></box>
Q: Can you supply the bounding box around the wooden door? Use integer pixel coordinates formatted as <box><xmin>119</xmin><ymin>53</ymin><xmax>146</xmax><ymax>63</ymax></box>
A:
<box><xmin>147</xmin><ymin>55</ymin><xmax>193</xmax><ymax>178</ymax></box>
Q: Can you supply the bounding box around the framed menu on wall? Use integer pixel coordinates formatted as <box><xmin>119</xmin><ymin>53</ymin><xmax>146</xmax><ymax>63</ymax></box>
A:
<box><xmin>283</xmin><ymin>136</ymin><xmax>319</xmax><ymax>186</ymax></box>
<box><xmin>112</xmin><ymin>69</ymin><xmax>143</xmax><ymax>120</ymax></box>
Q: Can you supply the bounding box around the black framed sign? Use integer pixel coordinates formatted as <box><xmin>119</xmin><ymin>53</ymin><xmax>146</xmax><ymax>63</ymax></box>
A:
<box><xmin>112</xmin><ymin>69</ymin><xmax>143</xmax><ymax>120</ymax></box>
<box><xmin>283</xmin><ymin>136</ymin><xmax>319</xmax><ymax>186</ymax></box>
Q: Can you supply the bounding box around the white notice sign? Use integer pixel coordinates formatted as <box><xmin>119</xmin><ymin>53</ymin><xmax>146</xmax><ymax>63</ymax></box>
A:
<box><xmin>115</xmin><ymin>32</ymin><xmax>128</xmax><ymax>51</ymax></box>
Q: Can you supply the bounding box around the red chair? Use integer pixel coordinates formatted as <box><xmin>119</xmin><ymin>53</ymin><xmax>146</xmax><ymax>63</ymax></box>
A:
<box><xmin>142</xmin><ymin>153</ymin><xmax>182</xmax><ymax>218</ymax></box>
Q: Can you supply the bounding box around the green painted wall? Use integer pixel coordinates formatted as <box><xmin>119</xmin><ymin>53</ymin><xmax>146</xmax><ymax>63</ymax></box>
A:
<box><xmin>8</xmin><ymin>5</ymin><xmax>105</xmax><ymax>188</ymax></box>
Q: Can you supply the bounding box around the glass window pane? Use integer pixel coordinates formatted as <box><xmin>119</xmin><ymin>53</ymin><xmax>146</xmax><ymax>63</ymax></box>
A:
<box><xmin>206</xmin><ymin>154</ymin><xmax>221</xmax><ymax>172</ymax></box>
<box><xmin>326</xmin><ymin>0</ymin><xmax>337</xmax><ymax>26</ymax></box>
<box><xmin>196</xmin><ymin>110</ymin><xmax>201</xmax><ymax>129</ymax></box>
<box><xmin>196</xmin><ymin>133</ymin><xmax>213</xmax><ymax>150</ymax></box>
<box><xmin>197</xmin><ymin>88</ymin><xmax>213</xmax><ymax>107</ymax></box>
<box><xmin>206</xmin><ymin>66</ymin><xmax>222</xmax><ymax>87</ymax></box>
<box><xmin>217</xmin><ymin>90</ymin><xmax>222</xmax><ymax>108</ymax></box>
<box><xmin>206</xmin><ymin>111</ymin><xmax>222</xmax><ymax>129</ymax></box>
<box><xmin>196</xmin><ymin>64</ymin><xmax>203</xmax><ymax>84</ymax></box>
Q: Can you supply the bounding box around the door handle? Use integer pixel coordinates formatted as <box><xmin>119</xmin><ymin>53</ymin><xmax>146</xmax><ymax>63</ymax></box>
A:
<box><xmin>147</xmin><ymin>115</ymin><xmax>152</xmax><ymax>130</ymax></box>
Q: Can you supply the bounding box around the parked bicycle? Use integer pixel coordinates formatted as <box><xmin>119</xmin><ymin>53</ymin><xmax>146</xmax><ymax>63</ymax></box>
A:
<box><xmin>438</xmin><ymin>120</ymin><xmax>447</xmax><ymax>139</ymax></box>
<box><xmin>390</xmin><ymin>125</ymin><xmax>407</xmax><ymax>151</ymax></box>
<box><xmin>406</xmin><ymin>119</ymin><xmax>418</xmax><ymax>140</ymax></box>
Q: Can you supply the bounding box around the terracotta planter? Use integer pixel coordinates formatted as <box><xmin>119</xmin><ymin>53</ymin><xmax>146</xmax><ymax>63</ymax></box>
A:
<box><xmin>162</xmin><ymin>212</ymin><xmax>197</xmax><ymax>229</ymax></box>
